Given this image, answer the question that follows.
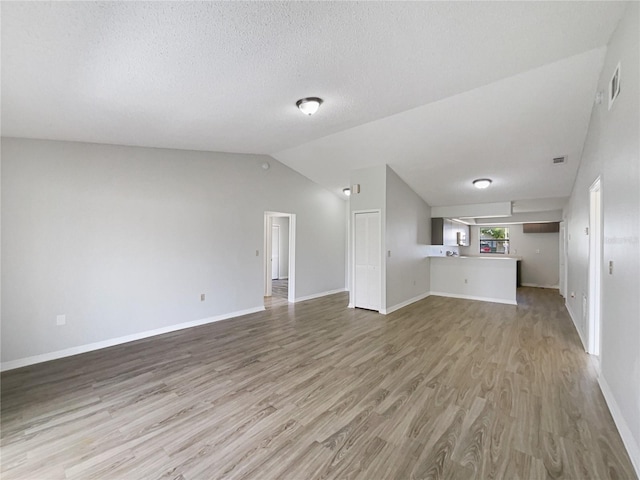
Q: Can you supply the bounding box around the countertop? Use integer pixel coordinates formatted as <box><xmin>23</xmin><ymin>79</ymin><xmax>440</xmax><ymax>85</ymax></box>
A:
<box><xmin>430</xmin><ymin>255</ymin><xmax>522</xmax><ymax>261</ymax></box>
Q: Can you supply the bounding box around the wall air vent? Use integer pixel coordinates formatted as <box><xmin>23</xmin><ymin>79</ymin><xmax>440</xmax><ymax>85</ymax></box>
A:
<box><xmin>552</xmin><ymin>156</ymin><xmax>567</xmax><ymax>165</ymax></box>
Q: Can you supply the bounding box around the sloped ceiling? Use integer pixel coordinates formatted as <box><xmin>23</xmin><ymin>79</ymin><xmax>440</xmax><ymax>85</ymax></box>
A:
<box><xmin>273</xmin><ymin>48</ymin><xmax>606</xmax><ymax>207</ymax></box>
<box><xmin>1</xmin><ymin>1</ymin><xmax>628</xmax><ymax>209</ymax></box>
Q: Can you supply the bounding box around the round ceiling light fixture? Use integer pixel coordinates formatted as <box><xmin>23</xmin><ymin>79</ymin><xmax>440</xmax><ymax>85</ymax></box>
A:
<box><xmin>342</xmin><ymin>187</ymin><xmax>351</xmax><ymax>196</ymax></box>
<box><xmin>473</xmin><ymin>178</ymin><xmax>492</xmax><ymax>189</ymax></box>
<box><xmin>296</xmin><ymin>97</ymin><xmax>323</xmax><ymax>116</ymax></box>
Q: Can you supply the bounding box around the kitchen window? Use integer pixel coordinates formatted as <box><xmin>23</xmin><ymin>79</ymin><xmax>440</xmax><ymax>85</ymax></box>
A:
<box><xmin>480</xmin><ymin>227</ymin><xmax>510</xmax><ymax>254</ymax></box>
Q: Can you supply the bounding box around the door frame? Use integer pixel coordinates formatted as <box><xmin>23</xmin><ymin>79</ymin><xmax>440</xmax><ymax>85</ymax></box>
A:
<box><xmin>349</xmin><ymin>209</ymin><xmax>383</xmax><ymax>311</ymax></box>
<box><xmin>559</xmin><ymin>221</ymin><xmax>567</xmax><ymax>298</ymax></box>
<box><xmin>271</xmin><ymin>224</ymin><xmax>280</xmax><ymax>280</ymax></box>
<box><xmin>588</xmin><ymin>177</ymin><xmax>602</xmax><ymax>356</ymax></box>
<box><xmin>264</xmin><ymin>212</ymin><xmax>296</xmax><ymax>303</ymax></box>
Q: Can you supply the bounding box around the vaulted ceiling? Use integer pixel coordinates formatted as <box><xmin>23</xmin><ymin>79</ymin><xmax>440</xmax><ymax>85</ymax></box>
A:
<box><xmin>1</xmin><ymin>1</ymin><xmax>628</xmax><ymax>209</ymax></box>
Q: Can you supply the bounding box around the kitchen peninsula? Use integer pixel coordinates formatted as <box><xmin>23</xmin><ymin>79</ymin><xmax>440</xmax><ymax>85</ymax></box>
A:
<box><xmin>430</xmin><ymin>255</ymin><xmax>520</xmax><ymax>305</ymax></box>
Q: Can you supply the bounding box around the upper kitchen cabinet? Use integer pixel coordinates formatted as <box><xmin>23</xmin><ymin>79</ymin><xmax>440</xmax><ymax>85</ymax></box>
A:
<box><xmin>522</xmin><ymin>222</ymin><xmax>560</xmax><ymax>233</ymax></box>
<box><xmin>431</xmin><ymin>218</ymin><xmax>469</xmax><ymax>246</ymax></box>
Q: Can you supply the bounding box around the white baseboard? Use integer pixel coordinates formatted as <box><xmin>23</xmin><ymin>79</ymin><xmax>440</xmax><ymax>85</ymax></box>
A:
<box><xmin>521</xmin><ymin>283</ymin><xmax>560</xmax><ymax>289</ymax></box>
<box><xmin>598</xmin><ymin>375</ymin><xmax>640</xmax><ymax>477</ymax></box>
<box><xmin>565</xmin><ymin>301</ymin><xmax>587</xmax><ymax>351</ymax></box>
<box><xmin>294</xmin><ymin>288</ymin><xmax>347</xmax><ymax>303</ymax></box>
<box><xmin>0</xmin><ymin>306</ymin><xmax>265</xmax><ymax>372</ymax></box>
<box><xmin>380</xmin><ymin>292</ymin><xmax>431</xmax><ymax>315</ymax></box>
<box><xmin>429</xmin><ymin>291</ymin><xmax>517</xmax><ymax>306</ymax></box>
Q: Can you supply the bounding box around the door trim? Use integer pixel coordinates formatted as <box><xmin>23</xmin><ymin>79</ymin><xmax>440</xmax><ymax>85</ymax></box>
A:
<box><xmin>264</xmin><ymin>212</ymin><xmax>296</xmax><ymax>303</ymax></box>
<box><xmin>559</xmin><ymin>221</ymin><xmax>567</xmax><ymax>298</ymax></box>
<box><xmin>588</xmin><ymin>177</ymin><xmax>602</xmax><ymax>356</ymax></box>
<box><xmin>271</xmin><ymin>224</ymin><xmax>280</xmax><ymax>280</ymax></box>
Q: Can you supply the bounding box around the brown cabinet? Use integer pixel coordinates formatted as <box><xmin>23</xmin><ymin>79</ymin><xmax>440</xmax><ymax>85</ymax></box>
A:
<box><xmin>431</xmin><ymin>218</ymin><xmax>446</xmax><ymax>245</ymax></box>
<box><xmin>431</xmin><ymin>218</ymin><xmax>469</xmax><ymax>246</ymax></box>
<box><xmin>523</xmin><ymin>222</ymin><xmax>560</xmax><ymax>234</ymax></box>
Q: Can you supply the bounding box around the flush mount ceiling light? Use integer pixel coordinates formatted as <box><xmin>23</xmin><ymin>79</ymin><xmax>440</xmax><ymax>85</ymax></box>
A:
<box><xmin>296</xmin><ymin>97</ymin><xmax>323</xmax><ymax>116</ymax></box>
<box><xmin>342</xmin><ymin>187</ymin><xmax>351</xmax><ymax>196</ymax></box>
<box><xmin>473</xmin><ymin>178</ymin><xmax>492</xmax><ymax>189</ymax></box>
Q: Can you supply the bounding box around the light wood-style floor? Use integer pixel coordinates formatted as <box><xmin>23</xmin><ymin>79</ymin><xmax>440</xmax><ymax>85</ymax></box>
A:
<box><xmin>264</xmin><ymin>279</ymin><xmax>289</xmax><ymax>308</ymax></box>
<box><xmin>271</xmin><ymin>279</ymin><xmax>288</xmax><ymax>299</ymax></box>
<box><xmin>1</xmin><ymin>288</ymin><xmax>636</xmax><ymax>479</ymax></box>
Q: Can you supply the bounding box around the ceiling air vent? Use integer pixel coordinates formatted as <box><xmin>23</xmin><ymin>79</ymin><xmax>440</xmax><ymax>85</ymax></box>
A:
<box><xmin>552</xmin><ymin>156</ymin><xmax>567</xmax><ymax>166</ymax></box>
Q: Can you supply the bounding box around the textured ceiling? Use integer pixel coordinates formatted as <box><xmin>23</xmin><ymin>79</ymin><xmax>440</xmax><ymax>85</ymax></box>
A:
<box><xmin>1</xmin><ymin>1</ymin><xmax>628</xmax><ymax>208</ymax></box>
<box><xmin>273</xmin><ymin>48</ymin><xmax>606</xmax><ymax>206</ymax></box>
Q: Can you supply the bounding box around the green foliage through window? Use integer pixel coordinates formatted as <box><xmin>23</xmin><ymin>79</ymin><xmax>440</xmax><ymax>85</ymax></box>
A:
<box><xmin>480</xmin><ymin>227</ymin><xmax>508</xmax><ymax>239</ymax></box>
<box><xmin>479</xmin><ymin>227</ymin><xmax>510</xmax><ymax>254</ymax></box>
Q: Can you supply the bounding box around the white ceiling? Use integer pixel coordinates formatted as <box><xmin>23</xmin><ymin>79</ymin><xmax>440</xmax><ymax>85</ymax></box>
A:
<box><xmin>274</xmin><ymin>48</ymin><xmax>605</xmax><ymax>207</ymax></box>
<box><xmin>1</xmin><ymin>1</ymin><xmax>627</xmax><ymax>210</ymax></box>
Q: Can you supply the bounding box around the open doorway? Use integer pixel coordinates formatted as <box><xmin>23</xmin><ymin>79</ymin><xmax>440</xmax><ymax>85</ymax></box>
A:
<box><xmin>588</xmin><ymin>177</ymin><xmax>602</xmax><ymax>357</ymax></box>
<box><xmin>264</xmin><ymin>212</ymin><xmax>295</xmax><ymax>307</ymax></box>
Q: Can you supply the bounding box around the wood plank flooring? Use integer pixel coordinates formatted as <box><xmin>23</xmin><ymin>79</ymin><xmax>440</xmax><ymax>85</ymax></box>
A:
<box><xmin>264</xmin><ymin>279</ymin><xmax>289</xmax><ymax>308</ymax></box>
<box><xmin>271</xmin><ymin>279</ymin><xmax>288</xmax><ymax>299</ymax></box>
<box><xmin>1</xmin><ymin>288</ymin><xmax>636</xmax><ymax>479</ymax></box>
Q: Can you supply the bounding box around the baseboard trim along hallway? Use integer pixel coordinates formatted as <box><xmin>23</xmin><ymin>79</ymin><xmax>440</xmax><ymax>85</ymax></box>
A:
<box><xmin>0</xmin><ymin>306</ymin><xmax>265</xmax><ymax>372</ymax></box>
<box><xmin>293</xmin><ymin>288</ymin><xmax>347</xmax><ymax>303</ymax></box>
<box><xmin>380</xmin><ymin>292</ymin><xmax>431</xmax><ymax>315</ymax></box>
<box><xmin>598</xmin><ymin>370</ymin><xmax>640</xmax><ymax>475</ymax></box>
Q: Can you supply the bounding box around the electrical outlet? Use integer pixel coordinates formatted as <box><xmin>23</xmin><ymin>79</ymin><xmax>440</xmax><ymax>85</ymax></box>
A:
<box><xmin>56</xmin><ymin>314</ymin><xmax>66</xmax><ymax>326</ymax></box>
<box><xmin>609</xmin><ymin>261</ymin><xmax>613</xmax><ymax>275</ymax></box>
<box><xmin>536</xmin><ymin>249</ymin><xmax>540</xmax><ymax>254</ymax></box>
<box><xmin>200</xmin><ymin>294</ymin><xmax>205</xmax><ymax>301</ymax></box>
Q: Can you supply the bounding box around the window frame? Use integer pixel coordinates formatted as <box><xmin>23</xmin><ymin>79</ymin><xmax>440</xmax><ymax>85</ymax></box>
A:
<box><xmin>479</xmin><ymin>227</ymin><xmax>510</xmax><ymax>255</ymax></box>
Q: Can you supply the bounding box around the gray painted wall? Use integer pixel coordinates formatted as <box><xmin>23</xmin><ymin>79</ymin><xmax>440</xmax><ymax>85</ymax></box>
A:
<box><xmin>385</xmin><ymin>166</ymin><xmax>431</xmax><ymax>309</ymax></box>
<box><xmin>348</xmin><ymin>165</ymin><xmax>431</xmax><ymax>312</ymax></box>
<box><xmin>565</xmin><ymin>2</ymin><xmax>639</xmax><ymax>469</ymax></box>
<box><xmin>349</xmin><ymin>165</ymin><xmax>388</xmax><ymax>309</ymax></box>
<box><xmin>1</xmin><ymin>138</ymin><xmax>347</xmax><ymax>364</ymax></box>
<box><xmin>463</xmin><ymin>225</ymin><xmax>560</xmax><ymax>287</ymax></box>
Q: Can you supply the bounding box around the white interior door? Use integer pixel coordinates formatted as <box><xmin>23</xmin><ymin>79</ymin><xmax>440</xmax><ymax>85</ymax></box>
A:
<box><xmin>354</xmin><ymin>212</ymin><xmax>381</xmax><ymax>311</ymax></box>
<box><xmin>271</xmin><ymin>225</ymin><xmax>280</xmax><ymax>280</ymax></box>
